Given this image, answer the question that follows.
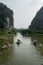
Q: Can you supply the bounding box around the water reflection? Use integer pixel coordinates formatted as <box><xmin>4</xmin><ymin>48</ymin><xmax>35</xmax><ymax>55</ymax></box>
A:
<box><xmin>16</xmin><ymin>42</ymin><xmax>20</xmax><ymax>46</ymax></box>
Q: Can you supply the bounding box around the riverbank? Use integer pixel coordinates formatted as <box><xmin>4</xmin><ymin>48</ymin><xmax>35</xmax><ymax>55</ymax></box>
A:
<box><xmin>20</xmin><ymin>33</ymin><xmax>43</xmax><ymax>37</ymax></box>
<box><xmin>20</xmin><ymin>29</ymin><xmax>43</xmax><ymax>36</ymax></box>
<box><xmin>0</xmin><ymin>30</ymin><xmax>16</xmax><ymax>47</ymax></box>
<box><xmin>0</xmin><ymin>30</ymin><xmax>16</xmax><ymax>38</ymax></box>
<box><xmin>0</xmin><ymin>33</ymin><xmax>15</xmax><ymax>47</ymax></box>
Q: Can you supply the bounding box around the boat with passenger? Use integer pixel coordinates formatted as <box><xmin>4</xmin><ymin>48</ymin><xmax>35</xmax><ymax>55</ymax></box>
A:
<box><xmin>32</xmin><ymin>40</ymin><xmax>38</xmax><ymax>45</ymax></box>
<box><xmin>16</xmin><ymin>39</ymin><xmax>21</xmax><ymax>44</ymax></box>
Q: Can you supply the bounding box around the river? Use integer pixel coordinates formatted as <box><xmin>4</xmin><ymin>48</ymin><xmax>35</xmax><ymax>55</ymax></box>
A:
<box><xmin>0</xmin><ymin>33</ymin><xmax>43</xmax><ymax>65</ymax></box>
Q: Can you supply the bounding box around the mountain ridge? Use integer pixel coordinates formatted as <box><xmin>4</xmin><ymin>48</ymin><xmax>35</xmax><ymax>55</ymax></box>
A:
<box><xmin>29</xmin><ymin>6</ymin><xmax>43</xmax><ymax>30</ymax></box>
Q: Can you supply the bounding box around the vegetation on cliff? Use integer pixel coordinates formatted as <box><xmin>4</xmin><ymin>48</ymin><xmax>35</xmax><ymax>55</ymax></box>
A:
<box><xmin>29</xmin><ymin>7</ymin><xmax>43</xmax><ymax>31</ymax></box>
<box><xmin>0</xmin><ymin>3</ymin><xmax>16</xmax><ymax>35</ymax></box>
<box><xmin>0</xmin><ymin>3</ymin><xmax>14</xmax><ymax>30</ymax></box>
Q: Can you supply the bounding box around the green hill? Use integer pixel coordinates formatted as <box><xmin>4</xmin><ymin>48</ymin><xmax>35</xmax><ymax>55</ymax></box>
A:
<box><xmin>29</xmin><ymin>7</ymin><xmax>43</xmax><ymax>31</ymax></box>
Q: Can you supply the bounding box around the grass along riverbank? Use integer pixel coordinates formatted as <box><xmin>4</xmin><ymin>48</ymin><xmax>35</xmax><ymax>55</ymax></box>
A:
<box><xmin>0</xmin><ymin>30</ymin><xmax>16</xmax><ymax>47</ymax></box>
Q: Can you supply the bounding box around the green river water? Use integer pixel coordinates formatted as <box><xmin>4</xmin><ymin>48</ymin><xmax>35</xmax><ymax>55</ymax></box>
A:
<box><xmin>0</xmin><ymin>33</ymin><xmax>43</xmax><ymax>65</ymax></box>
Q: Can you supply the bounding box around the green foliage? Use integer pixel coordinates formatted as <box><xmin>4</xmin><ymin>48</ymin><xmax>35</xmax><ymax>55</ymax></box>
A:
<box><xmin>0</xmin><ymin>29</ymin><xmax>16</xmax><ymax>37</ymax></box>
<box><xmin>20</xmin><ymin>28</ymin><xmax>43</xmax><ymax>36</ymax></box>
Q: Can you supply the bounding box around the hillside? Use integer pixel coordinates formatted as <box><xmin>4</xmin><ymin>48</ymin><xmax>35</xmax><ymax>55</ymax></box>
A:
<box><xmin>29</xmin><ymin>7</ymin><xmax>43</xmax><ymax>30</ymax></box>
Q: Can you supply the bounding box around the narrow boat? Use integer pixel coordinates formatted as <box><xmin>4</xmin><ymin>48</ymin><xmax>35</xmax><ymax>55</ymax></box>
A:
<box><xmin>16</xmin><ymin>39</ymin><xmax>20</xmax><ymax>44</ymax></box>
<box><xmin>32</xmin><ymin>40</ymin><xmax>38</xmax><ymax>45</ymax></box>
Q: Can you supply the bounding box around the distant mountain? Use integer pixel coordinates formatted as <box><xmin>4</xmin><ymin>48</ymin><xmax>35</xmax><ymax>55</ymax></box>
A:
<box><xmin>0</xmin><ymin>3</ymin><xmax>14</xmax><ymax>30</ymax></box>
<box><xmin>29</xmin><ymin>7</ymin><xmax>43</xmax><ymax>30</ymax></box>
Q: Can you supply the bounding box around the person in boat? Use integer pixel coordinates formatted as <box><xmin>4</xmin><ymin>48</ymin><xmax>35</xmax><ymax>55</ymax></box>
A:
<box><xmin>32</xmin><ymin>40</ymin><xmax>38</xmax><ymax>45</ymax></box>
<box><xmin>17</xmin><ymin>39</ymin><xmax>21</xmax><ymax>44</ymax></box>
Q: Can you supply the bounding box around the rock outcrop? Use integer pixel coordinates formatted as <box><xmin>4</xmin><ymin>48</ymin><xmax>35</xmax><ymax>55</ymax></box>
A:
<box><xmin>0</xmin><ymin>3</ymin><xmax>14</xmax><ymax>30</ymax></box>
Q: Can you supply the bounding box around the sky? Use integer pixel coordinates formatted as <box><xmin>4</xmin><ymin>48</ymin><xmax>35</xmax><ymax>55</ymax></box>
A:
<box><xmin>0</xmin><ymin>0</ymin><xmax>43</xmax><ymax>28</ymax></box>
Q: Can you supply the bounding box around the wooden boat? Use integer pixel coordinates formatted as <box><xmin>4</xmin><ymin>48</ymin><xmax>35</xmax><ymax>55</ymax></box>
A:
<box><xmin>32</xmin><ymin>40</ymin><xmax>38</xmax><ymax>45</ymax></box>
<box><xmin>16</xmin><ymin>39</ymin><xmax>20</xmax><ymax>44</ymax></box>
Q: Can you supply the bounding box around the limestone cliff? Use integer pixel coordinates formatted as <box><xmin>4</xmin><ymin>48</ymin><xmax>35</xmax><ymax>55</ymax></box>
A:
<box><xmin>29</xmin><ymin>7</ymin><xmax>43</xmax><ymax>30</ymax></box>
<box><xmin>0</xmin><ymin>3</ymin><xmax>14</xmax><ymax>30</ymax></box>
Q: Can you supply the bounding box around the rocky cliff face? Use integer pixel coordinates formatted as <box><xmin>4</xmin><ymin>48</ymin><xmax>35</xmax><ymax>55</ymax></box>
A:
<box><xmin>0</xmin><ymin>3</ymin><xmax>14</xmax><ymax>30</ymax></box>
<box><xmin>29</xmin><ymin>7</ymin><xmax>43</xmax><ymax>30</ymax></box>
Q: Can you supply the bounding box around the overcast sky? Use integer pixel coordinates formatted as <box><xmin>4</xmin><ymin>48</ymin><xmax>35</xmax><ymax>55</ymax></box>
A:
<box><xmin>0</xmin><ymin>0</ymin><xmax>43</xmax><ymax>28</ymax></box>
